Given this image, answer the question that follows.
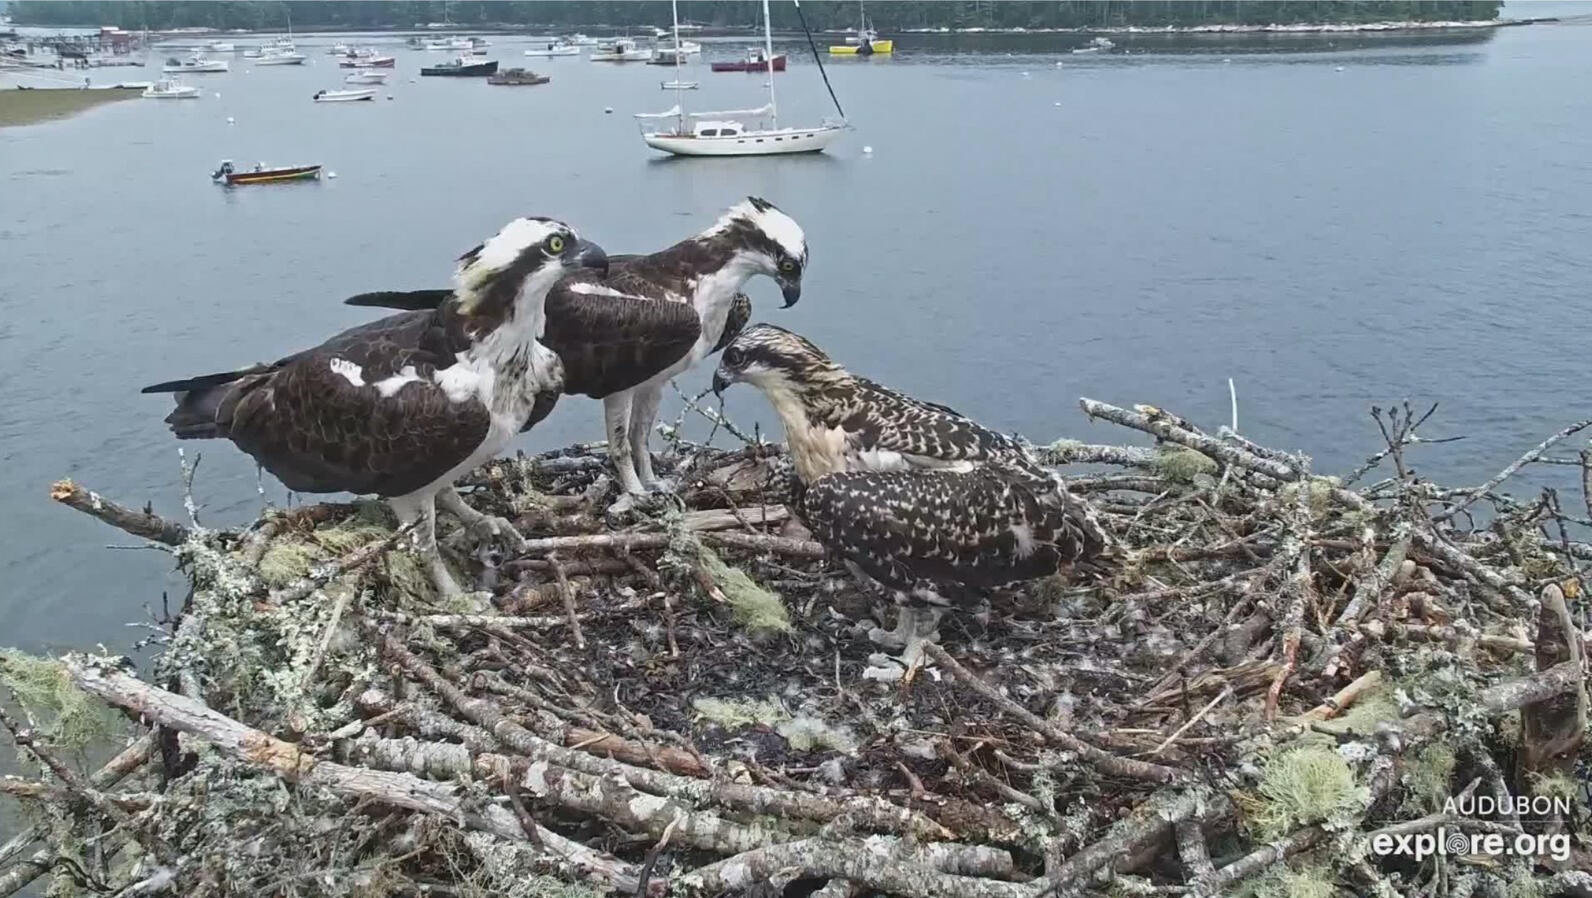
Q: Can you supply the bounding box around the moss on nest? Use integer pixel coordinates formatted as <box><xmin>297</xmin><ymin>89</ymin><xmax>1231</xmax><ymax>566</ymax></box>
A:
<box><xmin>1150</xmin><ymin>447</ymin><xmax>1218</xmax><ymax>482</ymax></box>
<box><xmin>0</xmin><ymin>650</ymin><xmax>123</xmax><ymax>756</ymax></box>
<box><xmin>1242</xmin><ymin>746</ymin><xmax>1368</xmax><ymax>840</ymax></box>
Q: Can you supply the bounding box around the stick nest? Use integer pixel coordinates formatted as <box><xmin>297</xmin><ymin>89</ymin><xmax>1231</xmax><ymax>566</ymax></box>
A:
<box><xmin>8</xmin><ymin>398</ymin><xmax>1591</xmax><ymax>898</ymax></box>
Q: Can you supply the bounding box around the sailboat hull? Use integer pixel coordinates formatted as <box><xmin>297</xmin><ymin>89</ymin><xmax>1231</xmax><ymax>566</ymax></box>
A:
<box><xmin>643</xmin><ymin>125</ymin><xmax>843</xmax><ymax>156</ymax></box>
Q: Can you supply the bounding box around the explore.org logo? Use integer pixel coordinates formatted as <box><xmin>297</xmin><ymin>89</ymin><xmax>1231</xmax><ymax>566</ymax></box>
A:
<box><xmin>1369</xmin><ymin>796</ymin><xmax>1575</xmax><ymax>863</ymax></box>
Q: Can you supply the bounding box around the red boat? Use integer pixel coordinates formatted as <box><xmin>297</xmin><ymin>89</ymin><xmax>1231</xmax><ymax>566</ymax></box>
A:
<box><xmin>710</xmin><ymin>50</ymin><xmax>785</xmax><ymax>73</ymax></box>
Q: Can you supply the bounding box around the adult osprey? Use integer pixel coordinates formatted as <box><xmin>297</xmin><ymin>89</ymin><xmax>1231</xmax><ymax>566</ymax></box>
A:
<box><xmin>344</xmin><ymin>197</ymin><xmax>807</xmax><ymax>500</ymax></box>
<box><xmin>711</xmin><ymin>324</ymin><xmax>1111</xmax><ymax>664</ymax></box>
<box><xmin>141</xmin><ymin>218</ymin><xmax>608</xmax><ymax>596</ymax></box>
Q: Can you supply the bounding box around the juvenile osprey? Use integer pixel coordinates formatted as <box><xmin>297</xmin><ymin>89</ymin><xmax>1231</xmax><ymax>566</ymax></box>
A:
<box><xmin>142</xmin><ymin>218</ymin><xmax>608</xmax><ymax>596</ymax></box>
<box><xmin>345</xmin><ymin>198</ymin><xmax>807</xmax><ymax>499</ymax></box>
<box><xmin>711</xmin><ymin>324</ymin><xmax>1110</xmax><ymax>664</ymax></box>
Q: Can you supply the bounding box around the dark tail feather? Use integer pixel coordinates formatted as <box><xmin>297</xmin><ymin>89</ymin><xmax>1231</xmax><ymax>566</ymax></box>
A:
<box><xmin>159</xmin><ymin>384</ymin><xmax>233</xmax><ymax>440</ymax></box>
<box><xmin>142</xmin><ymin>368</ymin><xmax>257</xmax><ymax>395</ymax></box>
<box><xmin>145</xmin><ymin>366</ymin><xmax>267</xmax><ymax>440</ymax></box>
<box><xmin>344</xmin><ymin>289</ymin><xmax>453</xmax><ymax>311</ymax></box>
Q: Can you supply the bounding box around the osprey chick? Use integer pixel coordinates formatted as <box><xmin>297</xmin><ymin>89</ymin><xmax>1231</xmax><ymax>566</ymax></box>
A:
<box><xmin>712</xmin><ymin>324</ymin><xmax>1110</xmax><ymax>667</ymax></box>
<box><xmin>143</xmin><ymin>218</ymin><xmax>608</xmax><ymax>596</ymax></box>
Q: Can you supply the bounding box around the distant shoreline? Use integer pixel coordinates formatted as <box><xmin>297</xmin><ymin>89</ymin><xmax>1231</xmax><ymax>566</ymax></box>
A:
<box><xmin>15</xmin><ymin>18</ymin><xmax>1530</xmax><ymax>40</ymax></box>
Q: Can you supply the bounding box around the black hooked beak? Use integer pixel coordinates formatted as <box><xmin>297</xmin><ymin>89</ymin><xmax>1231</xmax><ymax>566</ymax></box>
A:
<box><xmin>778</xmin><ymin>277</ymin><xmax>801</xmax><ymax>308</ymax></box>
<box><xmin>573</xmin><ymin>239</ymin><xmax>609</xmax><ymax>275</ymax></box>
<box><xmin>711</xmin><ymin>368</ymin><xmax>732</xmax><ymax>396</ymax></box>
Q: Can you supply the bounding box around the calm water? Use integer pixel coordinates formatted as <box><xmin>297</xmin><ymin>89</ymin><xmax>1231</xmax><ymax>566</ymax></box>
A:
<box><xmin>3</xmin><ymin>22</ymin><xmax>1591</xmax><ymax>655</ymax></box>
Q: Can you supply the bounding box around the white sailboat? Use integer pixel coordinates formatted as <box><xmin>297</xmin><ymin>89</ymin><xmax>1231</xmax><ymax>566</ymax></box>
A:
<box><xmin>636</xmin><ymin>0</ymin><xmax>846</xmax><ymax>157</ymax></box>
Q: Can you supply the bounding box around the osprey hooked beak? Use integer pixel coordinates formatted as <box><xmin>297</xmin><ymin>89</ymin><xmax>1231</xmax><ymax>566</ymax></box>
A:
<box><xmin>572</xmin><ymin>238</ymin><xmax>609</xmax><ymax>275</ymax></box>
<box><xmin>778</xmin><ymin>275</ymin><xmax>801</xmax><ymax>308</ymax></box>
<box><xmin>711</xmin><ymin>367</ymin><xmax>733</xmax><ymax>396</ymax></box>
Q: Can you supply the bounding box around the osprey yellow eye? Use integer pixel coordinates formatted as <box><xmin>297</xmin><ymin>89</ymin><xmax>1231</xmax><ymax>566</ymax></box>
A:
<box><xmin>779</xmin><ymin>259</ymin><xmax>796</xmax><ymax>273</ymax></box>
<box><xmin>546</xmin><ymin>235</ymin><xmax>566</xmax><ymax>254</ymax></box>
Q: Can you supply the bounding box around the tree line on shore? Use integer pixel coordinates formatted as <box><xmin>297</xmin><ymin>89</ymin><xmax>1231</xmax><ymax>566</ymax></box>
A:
<box><xmin>10</xmin><ymin>1</ymin><xmax>1504</xmax><ymax>33</ymax></box>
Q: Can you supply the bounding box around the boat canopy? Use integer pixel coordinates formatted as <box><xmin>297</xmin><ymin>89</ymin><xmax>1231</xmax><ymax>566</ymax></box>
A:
<box><xmin>634</xmin><ymin>103</ymin><xmax>774</xmax><ymax>120</ymax></box>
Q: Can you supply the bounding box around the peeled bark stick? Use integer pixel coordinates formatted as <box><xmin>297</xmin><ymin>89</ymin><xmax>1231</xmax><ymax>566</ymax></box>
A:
<box><xmin>921</xmin><ymin>643</ymin><xmax>1181</xmax><ymax>784</ymax></box>
<box><xmin>1077</xmin><ymin>399</ymin><xmax>1300</xmax><ymax>482</ymax></box>
<box><xmin>1413</xmin><ymin>529</ymin><xmax>1535</xmax><ymax>609</ymax></box>
<box><xmin>342</xmin><ymin>733</ymin><xmax>791</xmax><ymax>854</ymax></box>
<box><xmin>376</xmin><ymin>631</ymin><xmax>954</xmax><ymax>840</ymax></box>
<box><xmin>1517</xmin><ymin>584</ymin><xmax>1588</xmax><ymax>782</ymax></box>
<box><xmin>1479</xmin><ymin>660</ymin><xmax>1586</xmax><ymax>714</ymax></box>
<box><xmin>61</xmin><ymin>656</ymin><xmax>645</xmax><ymax>894</ymax></box>
<box><xmin>1298</xmin><ymin>670</ymin><xmax>1383</xmax><ymax>722</ymax></box>
<box><xmin>49</xmin><ymin>479</ymin><xmax>189</xmax><ymax>545</ymax></box>
<box><xmin>1433</xmin><ymin>418</ymin><xmax>1592</xmax><ymax>523</ymax></box>
<box><xmin>1333</xmin><ymin>530</ymin><xmax>1410</xmax><ymax>626</ymax></box>
<box><xmin>681</xmin><ymin>838</ymin><xmax>1026</xmax><ymax>898</ymax></box>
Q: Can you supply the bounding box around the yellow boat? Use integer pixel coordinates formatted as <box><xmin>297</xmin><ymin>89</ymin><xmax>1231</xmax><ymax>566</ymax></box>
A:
<box><xmin>829</xmin><ymin>38</ymin><xmax>893</xmax><ymax>55</ymax></box>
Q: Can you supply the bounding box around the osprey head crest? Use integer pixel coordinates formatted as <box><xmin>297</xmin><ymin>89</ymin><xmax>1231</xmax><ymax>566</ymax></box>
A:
<box><xmin>707</xmin><ymin>197</ymin><xmax>807</xmax><ymax>307</ymax></box>
<box><xmin>453</xmin><ymin>217</ymin><xmax>608</xmax><ymax>323</ymax></box>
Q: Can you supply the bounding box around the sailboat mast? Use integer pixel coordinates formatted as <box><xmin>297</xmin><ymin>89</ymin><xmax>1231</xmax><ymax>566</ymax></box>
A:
<box><xmin>672</xmin><ymin>0</ymin><xmax>684</xmax><ymax>128</ymax></box>
<box><xmin>762</xmin><ymin>0</ymin><xmax>777</xmax><ymax>128</ymax></box>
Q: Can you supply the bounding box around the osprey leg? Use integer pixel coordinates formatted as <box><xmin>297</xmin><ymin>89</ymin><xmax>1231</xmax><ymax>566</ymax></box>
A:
<box><xmin>437</xmin><ymin>486</ymin><xmax>525</xmax><ymax>548</ymax></box>
<box><xmin>604</xmin><ymin>393</ymin><xmax>646</xmax><ymax>496</ymax></box>
<box><xmin>869</xmin><ymin>605</ymin><xmax>943</xmax><ymax>651</ymax></box>
<box><xmin>628</xmin><ymin>382</ymin><xmax>668</xmax><ymax>491</ymax></box>
<box><xmin>390</xmin><ymin>493</ymin><xmax>462</xmax><ymax>598</ymax></box>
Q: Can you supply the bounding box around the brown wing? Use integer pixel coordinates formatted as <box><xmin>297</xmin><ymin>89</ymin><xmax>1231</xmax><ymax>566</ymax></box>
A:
<box><xmin>541</xmin><ymin>273</ymin><xmax>701</xmax><ymax>399</ymax></box>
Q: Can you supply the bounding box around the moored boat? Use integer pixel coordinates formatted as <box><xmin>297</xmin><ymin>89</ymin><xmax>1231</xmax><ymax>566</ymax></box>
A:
<box><xmin>828</xmin><ymin>2</ymin><xmax>893</xmax><ymax>55</ymax></box>
<box><xmin>142</xmin><ymin>78</ymin><xmax>199</xmax><ymax>99</ymax></box>
<box><xmin>710</xmin><ymin>49</ymin><xmax>784</xmax><ymax>72</ymax></box>
<box><xmin>1071</xmin><ymin>36</ymin><xmax>1114</xmax><ymax>53</ymax></box>
<box><xmin>419</xmin><ymin>57</ymin><xmax>498</xmax><ymax>76</ymax></box>
<box><xmin>256</xmin><ymin>49</ymin><xmax>307</xmax><ymax>65</ymax></box>
<box><xmin>313</xmin><ymin>88</ymin><xmax>377</xmax><ymax>102</ymax></box>
<box><xmin>211</xmin><ymin>160</ymin><xmax>322</xmax><ymax>185</ymax></box>
<box><xmin>163</xmin><ymin>55</ymin><xmax>228</xmax><ymax>73</ymax></box>
<box><xmin>205</xmin><ymin>40</ymin><xmax>235</xmax><ymax>53</ymax></box>
<box><xmin>525</xmin><ymin>39</ymin><xmax>580</xmax><ymax>57</ymax></box>
<box><xmin>339</xmin><ymin>54</ymin><xmax>395</xmax><ymax>68</ymax></box>
<box><xmin>591</xmin><ymin>38</ymin><xmax>650</xmax><ymax>62</ymax></box>
<box><xmin>344</xmin><ymin>70</ymin><xmax>390</xmax><ymax>84</ymax></box>
<box><xmin>487</xmin><ymin>68</ymin><xmax>550</xmax><ymax>85</ymax></box>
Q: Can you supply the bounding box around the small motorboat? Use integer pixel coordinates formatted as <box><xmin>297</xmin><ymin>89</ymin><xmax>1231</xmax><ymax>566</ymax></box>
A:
<box><xmin>569</xmin><ymin>34</ymin><xmax>599</xmax><ymax>46</ymax></box>
<box><xmin>205</xmin><ymin>40</ymin><xmax>235</xmax><ymax>53</ymax></box>
<box><xmin>344</xmin><ymin>70</ymin><xmax>390</xmax><ymax>85</ymax></box>
<box><xmin>487</xmin><ymin>68</ymin><xmax>550</xmax><ymax>85</ymax></box>
<box><xmin>421</xmin><ymin>38</ymin><xmax>452</xmax><ymax>51</ymax></box>
<box><xmin>710</xmin><ymin>49</ymin><xmax>785</xmax><ymax>72</ymax></box>
<box><xmin>142</xmin><ymin>78</ymin><xmax>199</xmax><ymax>99</ymax></box>
<box><xmin>163</xmin><ymin>55</ymin><xmax>228</xmax><ymax>73</ymax></box>
<box><xmin>660</xmin><ymin>79</ymin><xmax>699</xmax><ymax>90</ymax></box>
<box><xmin>256</xmin><ymin>48</ymin><xmax>307</xmax><ymax>65</ymax></box>
<box><xmin>211</xmin><ymin>160</ymin><xmax>322</xmax><ymax>186</ymax></box>
<box><xmin>524</xmin><ymin>39</ymin><xmax>580</xmax><ymax>57</ymax></box>
<box><xmin>420</xmin><ymin>57</ymin><xmax>498</xmax><ymax>76</ymax></box>
<box><xmin>649</xmin><ymin>46</ymin><xmax>690</xmax><ymax>66</ymax></box>
<box><xmin>339</xmin><ymin>53</ymin><xmax>395</xmax><ymax>68</ymax></box>
<box><xmin>329</xmin><ymin>42</ymin><xmax>352</xmax><ymax>55</ymax></box>
<box><xmin>314</xmin><ymin>88</ymin><xmax>377</xmax><ymax>102</ymax></box>
<box><xmin>1072</xmin><ymin>36</ymin><xmax>1115</xmax><ymax>54</ymax></box>
<box><xmin>590</xmin><ymin>38</ymin><xmax>650</xmax><ymax>62</ymax></box>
